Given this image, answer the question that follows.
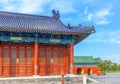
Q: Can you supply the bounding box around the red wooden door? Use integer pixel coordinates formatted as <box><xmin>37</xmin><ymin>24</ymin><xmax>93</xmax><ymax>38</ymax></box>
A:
<box><xmin>10</xmin><ymin>47</ymin><xmax>17</xmax><ymax>76</ymax></box>
<box><xmin>18</xmin><ymin>46</ymin><xmax>33</xmax><ymax>76</ymax></box>
<box><xmin>52</xmin><ymin>47</ymin><xmax>60</xmax><ymax>75</ymax></box>
<box><xmin>39</xmin><ymin>45</ymin><xmax>67</xmax><ymax>76</ymax></box>
<box><xmin>59</xmin><ymin>47</ymin><xmax>66</xmax><ymax>75</ymax></box>
<box><xmin>0</xmin><ymin>44</ymin><xmax>33</xmax><ymax>77</ymax></box>
<box><xmin>3</xmin><ymin>47</ymin><xmax>10</xmax><ymax>77</ymax></box>
<box><xmin>18</xmin><ymin>47</ymin><xmax>25</xmax><ymax>76</ymax></box>
<box><xmin>26</xmin><ymin>47</ymin><xmax>33</xmax><ymax>76</ymax></box>
<box><xmin>39</xmin><ymin>47</ymin><xmax>46</xmax><ymax>75</ymax></box>
<box><xmin>46</xmin><ymin>47</ymin><xmax>52</xmax><ymax>75</ymax></box>
<box><xmin>39</xmin><ymin>46</ymin><xmax>54</xmax><ymax>75</ymax></box>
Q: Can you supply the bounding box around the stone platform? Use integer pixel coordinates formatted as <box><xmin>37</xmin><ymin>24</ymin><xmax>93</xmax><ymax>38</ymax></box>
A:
<box><xmin>0</xmin><ymin>75</ymin><xmax>83</xmax><ymax>84</ymax></box>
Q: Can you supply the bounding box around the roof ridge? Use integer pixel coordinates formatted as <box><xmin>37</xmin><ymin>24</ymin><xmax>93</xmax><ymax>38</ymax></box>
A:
<box><xmin>0</xmin><ymin>11</ymin><xmax>51</xmax><ymax>19</ymax></box>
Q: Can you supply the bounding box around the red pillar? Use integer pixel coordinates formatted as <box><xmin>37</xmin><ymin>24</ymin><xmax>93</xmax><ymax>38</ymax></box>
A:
<box><xmin>65</xmin><ymin>46</ymin><xmax>68</xmax><ymax>74</ymax></box>
<box><xmin>34</xmin><ymin>42</ymin><xmax>39</xmax><ymax>75</ymax></box>
<box><xmin>0</xmin><ymin>45</ymin><xmax>2</xmax><ymax>77</ymax></box>
<box><xmin>8</xmin><ymin>46</ymin><xmax>11</xmax><ymax>77</ymax></box>
<box><xmin>69</xmin><ymin>44</ymin><xmax>74</xmax><ymax>74</ymax></box>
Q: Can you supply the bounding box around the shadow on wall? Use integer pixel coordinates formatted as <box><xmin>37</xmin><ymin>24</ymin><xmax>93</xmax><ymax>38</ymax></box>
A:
<box><xmin>77</xmin><ymin>68</ymin><xmax>84</xmax><ymax>75</ymax></box>
<box><xmin>87</xmin><ymin>68</ymin><xmax>92</xmax><ymax>75</ymax></box>
<box><xmin>77</xmin><ymin>68</ymin><xmax>93</xmax><ymax>75</ymax></box>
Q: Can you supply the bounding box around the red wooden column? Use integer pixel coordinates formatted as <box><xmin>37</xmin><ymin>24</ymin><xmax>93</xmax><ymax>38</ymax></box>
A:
<box><xmin>0</xmin><ymin>45</ymin><xmax>2</xmax><ymax>77</ymax></box>
<box><xmin>69</xmin><ymin>43</ymin><xmax>74</xmax><ymax>74</ymax></box>
<box><xmin>8</xmin><ymin>46</ymin><xmax>10</xmax><ymax>77</ymax></box>
<box><xmin>65</xmin><ymin>46</ymin><xmax>69</xmax><ymax>74</ymax></box>
<box><xmin>34</xmin><ymin>41</ymin><xmax>39</xmax><ymax>75</ymax></box>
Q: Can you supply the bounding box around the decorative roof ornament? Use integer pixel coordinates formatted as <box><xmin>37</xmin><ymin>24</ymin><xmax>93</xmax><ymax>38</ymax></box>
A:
<box><xmin>68</xmin><ymin>23</ymin><xmax>71</xmax><ymax>29</ymax></box>
<box><xmin>79</xmin><ymin>24</ymin><xmax>82</xmax><ymax>27</ymax></box>
<box><xmin>52</xmin><ymin>9</ymin><xmax>60</xmax><ymax>20</ymax></box>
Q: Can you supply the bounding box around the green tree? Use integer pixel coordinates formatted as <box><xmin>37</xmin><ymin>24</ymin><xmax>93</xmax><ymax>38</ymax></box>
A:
<box><xmin>96</xmin><ymin>57</ymin><xmax>120</xmax><ymax>72</ymax></box>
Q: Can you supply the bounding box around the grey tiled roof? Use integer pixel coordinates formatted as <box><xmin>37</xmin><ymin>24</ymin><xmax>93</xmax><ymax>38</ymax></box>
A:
<box><xmin>0</xmin><ymin>10</ymin><xmax>94</xmax><ymax>34</ymax></box>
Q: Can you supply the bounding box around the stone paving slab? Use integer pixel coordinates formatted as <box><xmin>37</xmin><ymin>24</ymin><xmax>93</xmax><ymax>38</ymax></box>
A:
<box><xmin>0</xmin><ymin>75</ymin><xmax>83</xmax><ymax>84</ymax></box>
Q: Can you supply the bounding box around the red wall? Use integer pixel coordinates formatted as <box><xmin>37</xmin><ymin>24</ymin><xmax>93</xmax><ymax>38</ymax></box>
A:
<box><xmin>74</xmin><ymin>66</ymin><xmax>102</xmax><ymax>75</ymax></box>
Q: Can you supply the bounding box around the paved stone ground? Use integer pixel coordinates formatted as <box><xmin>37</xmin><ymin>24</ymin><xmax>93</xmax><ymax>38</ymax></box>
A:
<box><xmin>0</xmin><ymin>75</ymin><xmax>83</xmax><ymax>84</ymax></box>
<box><xmin>88</xmin><ymin>73</ymin><xmax>120</xmax><ymax>84</ymax></box>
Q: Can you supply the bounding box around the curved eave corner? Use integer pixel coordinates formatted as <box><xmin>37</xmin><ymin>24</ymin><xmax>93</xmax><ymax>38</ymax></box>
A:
<box><xmin>74</xmin><ymin>26</ymin><xmax>95</xmax><ymax>45</ymax></box>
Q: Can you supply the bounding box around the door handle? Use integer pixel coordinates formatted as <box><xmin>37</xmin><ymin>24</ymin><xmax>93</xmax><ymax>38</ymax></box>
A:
<box><xmin>51</xmin><ymin>58</ymin><xmax>53</xmax><ymax>64</ymax></box>
<box><xmin>16</xmin><ymin>58</ymin><xmax>19</xmax><ymax>64</ymax></box>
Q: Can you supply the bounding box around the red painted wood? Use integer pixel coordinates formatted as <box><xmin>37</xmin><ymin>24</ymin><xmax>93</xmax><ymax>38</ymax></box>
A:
<box><xmin>0</xmin><ymin>44</ymin><xmax>34</xmax><ymax>77</ymax></box>
<box><xmin>34</xmin><ymin>42</ymin><xmax>39</xmax><ymax>75</ymax></box>
<box><xmin>38</xmin><ymin>45</ymin><xmax>68</xmax><ymax>76</ymax></box>
<box><xmin>26</xmin><ymin>47</ymin><xmax>33</xmax><ymax>76</ymax></box>
<box><xmin>65</xmin><ymin>46</ymin><xmax>68</xmax><ymax>74</ymax></box>
<box><xmin>53</xmin><ymin>47</ymin><xmax>60</xmax><ymax>75</ymax></box>
<box><xmin>0</xmin><ymin>43</ymin><xmax>69</xmax><ymax>77</ymax></box>
<box><xmin>74</xmin><ymin>66</ymin><xmax>102</xmax><ymax>75</ymax></box>
<box><xmin>2</xmin><ymin>47</ymin><xmax>10</xmax><ymax>77</ymax></box>
<box><xmin>69</xmin><ymin>44</ymin><xmax>74</xmax><ymax>74</ymax></box>
<box><xmin>18</xmin><ymin>47</ymin><xmax>25</xmax><ymax>76</ymax></box>
<box><xmin>11</xmin><ymin>47</ymin><xmax>17</xmax><ymax>76</ymax></box>
<box><xmin>8</xmin><ymin>46</ymin><xmax>10</xmax><ymax>77</ymax></box>
<box><xmin>0</xmin><ymin>45</ymin><xmax>2</xmax><ymax>77</ymax></box>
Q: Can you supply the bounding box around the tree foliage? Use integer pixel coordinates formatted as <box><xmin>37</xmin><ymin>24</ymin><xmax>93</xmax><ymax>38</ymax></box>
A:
<box><xmin>96</xmin><ymin>57</ymin><xmax>120</xmax><ymax>72</ymax></box>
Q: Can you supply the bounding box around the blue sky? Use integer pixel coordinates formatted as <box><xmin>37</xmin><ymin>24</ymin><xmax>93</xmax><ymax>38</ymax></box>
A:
<box><xmin>0</xmin><ymin>0</ymin><xmax>120</xmax><ymax>63</ymax></box>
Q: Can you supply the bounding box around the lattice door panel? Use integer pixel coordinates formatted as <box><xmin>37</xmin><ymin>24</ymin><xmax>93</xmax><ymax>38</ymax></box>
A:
<box><xmin>19</xmin><ymin>47</ymin><xmax>25</xmax><ymax>64</ymax></box>
<box><xmin>10</xmin><ymin>47</ymin><xmax>17</xmax><ymax>76</ymax></box>
<box><xmin>11</xmin><ymin>48</ymin><xmax>17</xmax><ymax>65</ymax></box>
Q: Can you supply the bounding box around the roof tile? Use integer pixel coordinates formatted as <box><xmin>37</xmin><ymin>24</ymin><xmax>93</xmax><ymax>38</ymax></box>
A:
<box><xmin>0</xmin><ymin>11</ymin><xmax>94</xmax><ymax>34</ymax></box>
<box><xmin>74</xmin><ymin>56</ymin><xmax>97</xmax><ymax>64</ymax></box>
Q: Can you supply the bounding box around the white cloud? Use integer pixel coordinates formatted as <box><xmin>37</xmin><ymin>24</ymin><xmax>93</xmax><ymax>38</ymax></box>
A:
<box><xmin>94</xmin><ymin>10</ymin><xmax>113</xmax><ymax>25</ymax></box>
<box><xmin>85</xmin><ymin>9</ymin><xmax>113</xmax><ymax>25</ymax></box>
<box><xmin>0</xmin><ymin>0</ymin><xmax>53</xmax><ymax>14</ymax></box>
<box><xmin>95</xmin><ymin>20</ymin><xmax>110</xmax><ymax>25</ymax></box>
<box><xmin>103</xmin><ymin>55</ymin><xmax>120</xmax><ymax>63</ymax></box>
<box><xmin>87</xmin><ymin>13</ymin><xmax>93</xmax><ymax>21</ymax></box>
<box><xmin>64</xmin><ymin>17</ymin><xmax>71</xmax><ymax>21</ymax></box>
<box><xmin>19</xmin><ymin>0</ymin><xmax>46</xmax><ymax>14</ymax></box>
<box><xmin>84</xmin><ymin>7</ymin><xmax>88</xmax><ymax>15</ymax></box>
<box><xmin>0</xmin><ymin>0</ymin><xmax>77</xmax><ymax>14</ymax></box>
<box><xmin>86</xmin><ymin>30</ymin><xmax>120</xmax><ymax>44</ymax></box>
<box><xmin>50</xmin><ymin>0</ymin><xmax>77</xmax><ymax>14</ymax></box>
<box><xmin>95</xmin><ymin>10</ymin><xmax>111</xmax><ymax>17</ymax></box>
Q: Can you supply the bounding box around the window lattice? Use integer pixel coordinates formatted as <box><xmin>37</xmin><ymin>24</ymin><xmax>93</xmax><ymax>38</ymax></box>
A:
<box><xmin>27</xmin><ymin>48</ymin><xmax>32</xmax><ymax>64</ymax></box>
<box><xmin>3</xmin><ymin>48</ymin><xmax>9</xmax><ymax>64</ymax></box>
<box><xmin>11</xmin><ymin>48</ymin><xmax>16</xmax><ymax>64</ymax></box>
<box><xmin>19</xmin><ymin>48</ymin><xmax>25</xmax><ymax>64</ymax></box>
<box><xmin>53</xmin><ymin>49</ymin><xmax>58</xmax><ymax>64</ymax></box>
<box><xmin>60</xmin><ymin>49</ymin><xmax>64</xmax><ymax>64</ymax></box>
<box><xmin>46</xmin><ymin>48</ymin><xmax>51</xmax><ymax>64</ymax></box>
<box><xmin>39</xmin><ymin>48</ymin><xmax>45</xmax><ymax>64</ymax></box>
